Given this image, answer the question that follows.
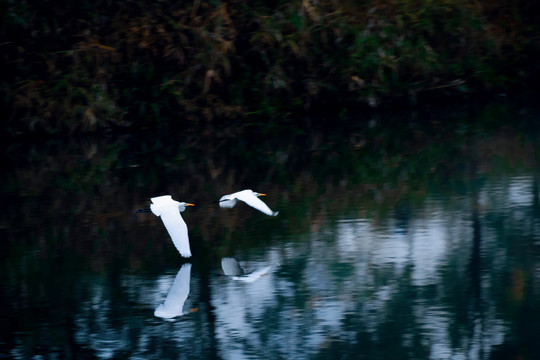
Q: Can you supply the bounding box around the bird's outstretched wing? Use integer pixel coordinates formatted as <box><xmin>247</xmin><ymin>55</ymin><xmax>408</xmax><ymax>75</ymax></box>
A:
<box><xmin>218</xmin><ymin>194</ymin><xmax>237</xmax><ymax>208</ymax></box>
<box><xmin>160</xmin><ymin>209</ymin><xmax>192</xmax><ymax>257</ymax></box>
<box><xmin>151</xmin><ymin>196</ymin><xmax>192</xmax><ymax>258</ymax></box>
<box><xmin>236</xmin><ymin>191</ymin><xmax>279</xmax><ymax>216</ymax></box>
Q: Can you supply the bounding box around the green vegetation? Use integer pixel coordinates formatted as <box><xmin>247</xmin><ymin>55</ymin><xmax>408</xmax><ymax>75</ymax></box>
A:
<box><xmin>1</xmin><ymin>0</ymin><xmax>538</xmax><ymax>133</ymax></box>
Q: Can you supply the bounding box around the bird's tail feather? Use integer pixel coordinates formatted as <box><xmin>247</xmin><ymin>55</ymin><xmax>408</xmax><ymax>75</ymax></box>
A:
<box><xmin>134</xmin><ymin>208</ymin><xmax>152</xmax><ymax>214</ymax></box>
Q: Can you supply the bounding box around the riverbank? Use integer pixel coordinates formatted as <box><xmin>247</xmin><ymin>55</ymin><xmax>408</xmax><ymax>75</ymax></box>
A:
<box><xmin>2</xmin><ymin>0</ymin><xmax>539</xmax><ymax>134</ymax></box>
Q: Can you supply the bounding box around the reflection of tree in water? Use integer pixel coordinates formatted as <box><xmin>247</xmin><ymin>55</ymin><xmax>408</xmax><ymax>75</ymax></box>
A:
<box><xmin>207</xmin><ymin>186</ymin><xmax>530</xmax><ymax>359</ymax></box>
<box><xmin>2</xmin><ymin>104</ymin><xmax>540</xmax><ymax>359</ymax></box>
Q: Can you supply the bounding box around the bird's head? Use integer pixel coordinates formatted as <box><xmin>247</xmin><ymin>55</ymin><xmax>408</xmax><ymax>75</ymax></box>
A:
<box><xmin>179</xmin><ymin>202</ymin><xmax>195</xmax><ymax>211</ymax></box>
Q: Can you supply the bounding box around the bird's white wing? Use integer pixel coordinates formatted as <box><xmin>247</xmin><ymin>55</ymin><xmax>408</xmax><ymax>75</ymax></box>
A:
<box><xmin>154</xmin><ymin>263</ymin><xmax>192</xmax><ymax>319</ymax></box>
<box><xmin>157</xmin><ymin>204</ymin><xmax>192</xmax><ymax>258</ymax></box>
<box><xmin>236</xmin><ymin>191</ymin><xmax>278</xmax><ymax>216</ymax></box>
<box><xmin>218</xmin><ymin>194</ymin><xmax>237</xmax><ymax>208</ymax></box>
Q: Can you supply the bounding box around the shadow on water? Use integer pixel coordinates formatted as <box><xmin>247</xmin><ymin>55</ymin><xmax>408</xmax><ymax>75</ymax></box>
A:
<box><xmin>1</xmin><ymin>101</ymin><xmax>540</xmax><ymax>359</ymax></box>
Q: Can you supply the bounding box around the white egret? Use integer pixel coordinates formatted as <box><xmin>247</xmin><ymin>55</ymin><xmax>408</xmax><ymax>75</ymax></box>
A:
<box><xmin>154</xmin><ymin>263</ymin><xmax>192</xmax><ymax>319</ymax></box>
<box><xmin>218</xmin><ymin>189</ymin><xmax>279</xmax><ymax>216</ymax></box>
<box><xmin>149</xmin><ymin>195</ymin><xmax>195</xmax><ymax>258</ymax></box>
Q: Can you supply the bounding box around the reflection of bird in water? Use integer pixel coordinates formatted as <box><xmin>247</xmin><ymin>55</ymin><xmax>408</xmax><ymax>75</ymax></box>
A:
<box><xmin>137</xmin><ymin>195</ymin><xmax>195</xmax><ymax>258</ymax></box>
<box><xmin>234</xmin><ymin>266</ymin><xmax>272</xmax><ymax>283</ymax></box>
<box><xmin>221</xmin><ymin>257</ymin><xmax>245</xmax><ymax>276</ymax></box>
<box><xmin>221</xmin><ymin>257</ymin><xmax>272</xmax><ymax>283</ymax></box>
<box><xmin>218</xmin><ymin>189</ymin><xmax>279</xmax><ymax>216</ymax></box>
<box><xmin>154</xmin><ymin>263</ymin><xmax>194</xmax><ymax>319</ymax></box>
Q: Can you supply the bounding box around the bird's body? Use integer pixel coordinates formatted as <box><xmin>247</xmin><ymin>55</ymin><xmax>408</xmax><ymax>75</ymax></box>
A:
<box><xmin>150</xmin><ymin>195</ymin><xmax>194</xmax><ymax>258</ymax></box>
<box><xmin>219</xmin><ymin>189</ymin><xmax>278</xmax><ymax>216</ymax></box>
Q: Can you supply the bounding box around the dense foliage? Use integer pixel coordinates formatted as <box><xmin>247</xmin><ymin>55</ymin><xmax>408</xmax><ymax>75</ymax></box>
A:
<box><xmin>1</xmin><ymin>0</ymin><xmax>539</xmax><ymax>133</ymax></box>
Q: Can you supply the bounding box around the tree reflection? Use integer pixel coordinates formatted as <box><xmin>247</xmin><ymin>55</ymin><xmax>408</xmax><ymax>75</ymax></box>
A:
<box><xmin>2</xmin><ymin>103</ymin><xmax>540</xmax><ymax>359</ymax></box>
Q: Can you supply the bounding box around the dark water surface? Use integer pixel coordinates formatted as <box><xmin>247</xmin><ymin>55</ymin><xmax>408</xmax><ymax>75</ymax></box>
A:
<box><xmin>2</xmin><ymin>102</ymin><xmax>540</xmax><ymax>359</ymax></box>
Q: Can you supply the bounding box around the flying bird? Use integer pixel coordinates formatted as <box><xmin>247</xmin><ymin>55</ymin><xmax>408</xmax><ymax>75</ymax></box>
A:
<box><xmin>146</xmin><ymin>195</ymin><xmax>195</xmax><ymax>258</ymax></box>
<box><xmin>218</xmin><ymin>189</ymin><xmax>279</xmax><ymax>216</ymax></box>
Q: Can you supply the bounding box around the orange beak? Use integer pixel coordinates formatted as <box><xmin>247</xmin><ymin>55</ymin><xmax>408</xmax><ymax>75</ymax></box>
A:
<box><xmin>257</xmin><ymin>193</ymin><xmax>267</xmax><ymax>196</ymax></box>
<box><xmin>185</xmin><ymin>203</ymin><xmax>195</xmax><ymax>206</ymax></box>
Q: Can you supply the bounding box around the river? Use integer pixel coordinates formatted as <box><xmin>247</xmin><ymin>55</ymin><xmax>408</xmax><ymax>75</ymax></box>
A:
<box><xmin>1</xmin><ymin>101</ymin><xmax>539</xmax><ymax>359</ymax></box>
